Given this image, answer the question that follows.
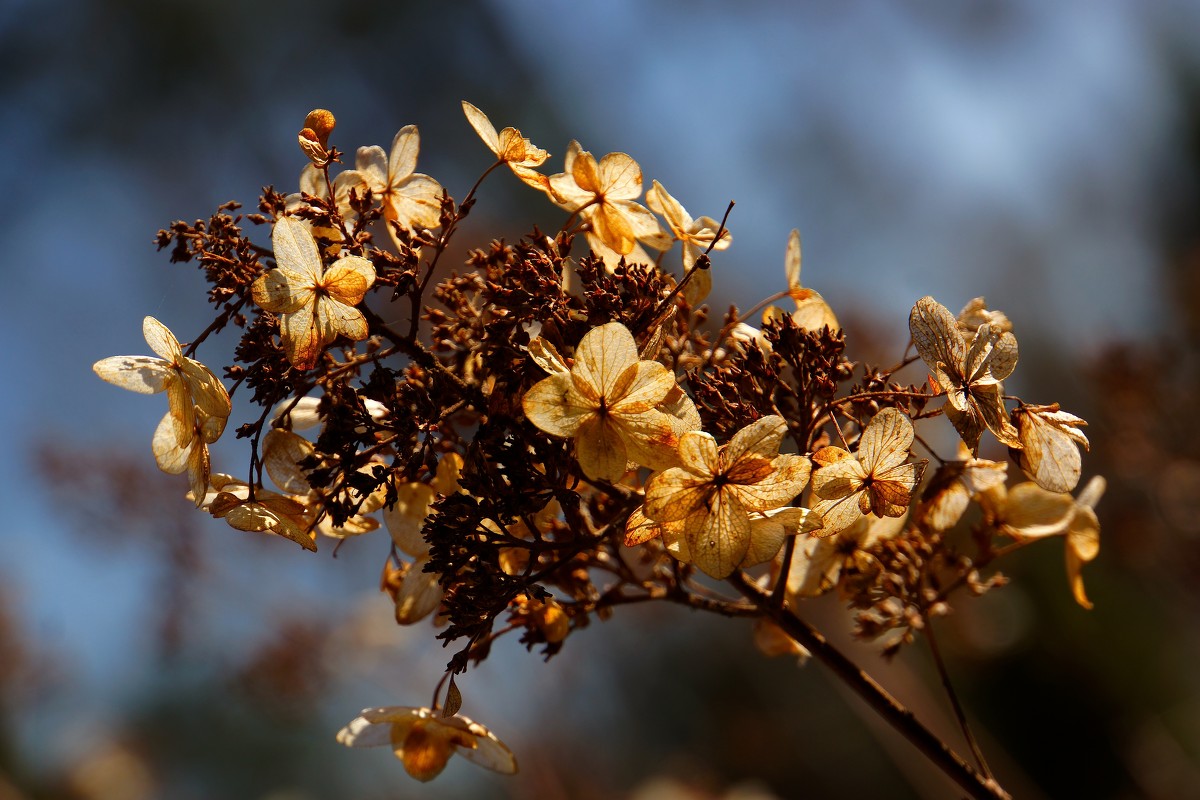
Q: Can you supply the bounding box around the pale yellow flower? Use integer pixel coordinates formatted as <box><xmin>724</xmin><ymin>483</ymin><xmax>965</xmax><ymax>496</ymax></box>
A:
<box><xmin>93</xmin><ymin>316</ymin><xmax>231</xmax><ymax>449</ymax></box>
<box><xmin>642</xmin><ymin>416</ymin><xmax>812</xmax><ymax>579</ymax></box>
<box><xmin>522</xmin><ymin>322</ymin><xmax>682</xmax><ymax>482</ymax></box>
<box><xmin>461</xmin><ymin>101</ymin><xmax>551</xmax><ymax>194</ymax></box>
<box><xmin>355</xmin><ymin>126</ymin><xmax>444</xmax><ymax>236</ymax></box>
<box><xmin>786</xmin><ymin>513</ymin><xmax>907</xmax><ymax>598</ymax></box>
<box><xmin>810</xmin><ymin>408</ymin><xmax>923</xmax><ymax>536</ymax></box>
<box><xmin>762</xmin><ymin>229</ymin><xmax>839</xmax><ymax>332</ymax></box>
<box><xmin>909</xmin><ymin>296</ymin><xmax>1019</xmax><ymax>452</ymax></box>
<box><xmin>336</xmin><ymin>705</ymin><xmax>516</xmax><ymax>782</ymax></box>
<box><xmin>251</xmin><ymin>216</ymin><xmax>376</xmax><ymax>370</ymax></box>
<box><xmin>645</xmin><ymin>180</ymin><xmax>731</xmax><ymax>305</ymax></box>
<box><xmin>548</xmin><ymin>141</ymin><xmax>670</xmax><ymax>264</ymax></box>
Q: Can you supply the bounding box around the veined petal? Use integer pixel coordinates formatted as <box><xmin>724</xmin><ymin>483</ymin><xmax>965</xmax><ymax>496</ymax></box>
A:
<box><xmin>575</xmin><ymin>415</ymin><xmax>629</xmax><ymax>482</ymax></box>
<box><xmin>610</xmin><ymin>360</ymin><xmax>675</xmax><ymax>413</ymax></box>
<box><xmin>677</xmin><ymin>430</ymin><xmax>719</xmax><ymax>476</ymax></box>
<box><xmin>262</xmin><ymin>429</ymin><xmax>315</xmax><ymax>494</ymax></box>
<box><xmin>395</xmin><ymin>559</ymin><xmax>443</xmax><ymax>624</ymax></box>
<box><xmin>597</xmin><ymin>152</ymin><xmax>642</xmax><ymax>200</ymax></box>
<box><xmin>812</xmin><ymin>457</ymin><xmax>867</xmax><ymax>500</ymax></box>
<box><xmin>723</xmin><ymin>415</ymin><xmax>789</xmax><ymax>466</ymax></box>
<box><xmin>316</xmin><ymin>296</ymin><xmax>368</xmax><ymax>342</ymax></box>
<box><xmin>152</xmin><ymin>412</ymin><xmax>192</xmax><ymax>475</ymax></box>
<box><xmin>733</xmin><ymin>454</ymin><xmax>811</xmax><ymax>512</ymax></box>
<box><xmin>279</xmin><ymin>300</ymin><xmax>322</xmax><ymax>370</ymax></box>
<box><xmin>741</xmin><ymin>507</ymin><xmax>821</xmax><ymax>568</ymax></box>
<box><xmin>620</xmin><ymin>200</ymin><xmax>672</xmax><ymax>251</ymax></box>
<box><xmin>384</xmin><ymin>482</ymin><xmax>436</xmax><ymax>557</ymax></box>
<box><xmin>613</xmin><ymin>409</ymin><xmax>679</xmax><ymax>471</ymax></box>
<box><xmin>179</xmin><ymin>359</ymin><xmax>231</xmax><ymax>418</ymax></box>
<box><xmin>387</xmin><ymin>174</ymin><xmax>444</xmax><ymax>231</ymax></box>
<box><xmin>523</xmin><ymin>373</ymin><xmax>587</xmax><ymax>438</ymax></box>
<box><xmin>593</xmin><ymin>203</ymin><xmax>636</xmax><ymax>255</ymax></box>
<box><xmin>684</xmin><ymin>490</ymin><xmax>750</xmax><ymax>579</ymax></box>
<box><xmin>461</xmin><ymin>100</ymin><xmax>501</xmax><ymax>154</ymax></box>
<box><xmin>388</xmin><ymin>125</ymin><xmax>421</xmax><ymax>182</ymax></box>
<box><xmin>252</xmin><ymin>268</ymin><xmax>316</xmax><ymax>313</ymax></box>
<box><xmin>323</xmin><ymin>255</ymin><xmax>376</xmax><ymax>303</ymax></box>
<box><xmin>810</xmin><ymin>493</ymin><xmax>865</xmax><ymax>537</ymax></box>
<box><xmin>272</xmin><ymin>216</ymin><xmax>323</xmax><ymax>283</ymax></box>
<box><xmin>645</xmin><ymin>180</ymin><xmax>690</xmax><ymax>237</ymax></box>
<box><xmin>572</xmin><ymin>323</ymin><xmax>639</xmax><ymax>397</ymax></box>
<box><xmin>644</xmin><ymin>467</ymin><xmax>713</xmax><ymax>521</ymax></box>
<box><xmin>142</xmin><ymin>316</ymin><xmax>182</xmax><ymax>361</ymax></box>
<box><xmin>909</xmin><ymin>297</ymin><xmax>966</xmax><ymax>378</ymax></box>
<box><xmin>858</xmin><ymin>408</ymin><xmax>914</xmax><ymax>473</ymax></box>
<box><xmin>92</xmin><ymin>356</ymin><xmax>173</xmax><ymax>394</ymax></box>
<box><xmin>354</xmin><ymin>145</ymin><xmax>389</xmax><ymax>194</ymax></box>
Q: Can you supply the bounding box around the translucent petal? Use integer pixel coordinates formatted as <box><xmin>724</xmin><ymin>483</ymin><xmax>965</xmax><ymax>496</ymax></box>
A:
<box><xmin>384</xmin><ymin>482</ymin><xmax>435</xmax><ymax>557</ymax></box>
<box><xmin>597</xmin><ymin>152</ymin><xmax>642</xmax><ymax>200</ymax></box>
<box><xmin>279</xmin><ymin>300</ymin><xmax>322</xmax><ymax>370</ymax></box>
<box><xmin>733</xmin><ymin>454</ymin><xmax>811</xmax><ymax>512</ymax></box>
<box><xmin>142</xmin><ymin>316</ymin><xmax>182</xmax><ymax>362</ymax></box>
<box><xmin>522</xmin><ymin>373</ymin><xmax>586</xmax><ymax>438</ymax></box>
<box><xmin>909</xmin><ymin>297</ymin><xmax>965</xmax><ymax>378</ymax></box>
<box><xmin>741</xmin><ymin>507</ymin><xmax>820</xmax><ymax>568</ymax></box>
<box><xmin>810</xmin><ymin>493</ymin><xmax>865</xmax><ymax>537</ymax></box>
<box><xmin>461</xmin><ymin>100</ymin><xmax>500</xmax><ymax>154</ymax></box>
<box><xmin>858</xmin><ymin>408</ymin><xmax>914</xmax><ymax>474</ymax></box>
<box><xmin>528</xmin><ymin>337</ymin><xmax>569</xmax><ymax>375</ymax></box>
<box><xmin>252</xmin><ymin>268</ymin><xmax>315</xmax><ymax>314</ymax></box>
<box><xmin>388</xmin><ymin>125</ymin><xmax>421</xmax><ymax>183</ymax></box>
<box><xmin>811</xmin><ymin>458</ymin><xmax>867</xmax><ymax>500</ymax></box>
<box><xmin>572</xmin><ymin>323</ymin><xmax>638</xmax><ymax>398</ymax></box>
<box><xmin>395</xmin><ymin>559</ymin><xmax>443</xmax><ymax>624</ymax></box>
<box><xmin>643</xmin><ymin>467</ymin><xmax>713</xmax><ymax>521</ymax></box>
<box><xmin>387</xmin><ymin>174</ymin><xmax>444</xmax><ymax>231</ymax></box>
<box><xmin>784</xmin><ymin>229</ymin><xmax>802</xmax><ymax>291</ymax></box>
<box><xmin>684</xmin><ymin>490</ymin><xmax>750</xmax><ymax>579</ymax></box>
<box><xmin>152</xmin><ymin>412</ymin><xmax>192</xmax><ymax>475</ymax></box>
<box><xmin>1001</xmin><ymin>483</ymin><xmax>1075</xmax><ymax>538</ymax></box>
<box><xmin>610</xmin><ymin>361</ymin><xmax>676</xmax><ymax>413</ymax></box>
<box><xmin>179</xmin><ymin>358</ymin><xmax>231</xmax><ymax>419</ymax></box>
<box><xmin>575</xmin><ymin>415</ymin><xmax>628</xmax><ymax>482</ymax></box>
<box><xmin>316</xmin><ymin>295</ymin><xmax>368</xmax><ymax>342</ymax></box>
<box><xmin>620</xmin><ymin>200</ymin><xmax>672</xmax><ymax>251</ymax></box>
<box><xmin>645</xmin><ymin>180</ymin><xmax>690</xmax><ymax>237</ymax></box>
<box><xmin>92</xmin><ymin>356</ymin><xmax>172</xmax><ymax>395</ymax></box>
<box><xmin>723</xmin><ymin>415</ymin><xmax>788</xmax><ymax>467</ymax></box>
<box><xmin>262</xmin><ymin>429</ymin><xmax>315</xmax><ymax>494</ymax></box>
<box><xmin>323</xmin><ymin>256</ymin><xmax>376</xmax><ymax>304</ymax></box>
<box><xmin>272</xmin><ymin>216</ymin><xmax>323</xmax><ymax>282</ymax></box>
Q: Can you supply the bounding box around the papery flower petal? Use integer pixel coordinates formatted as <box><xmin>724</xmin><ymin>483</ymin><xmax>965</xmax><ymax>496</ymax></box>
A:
<box><xmin>684</xmin><ymin>489</ymin><xmax>750</xmax><ymax>579</ymax></box>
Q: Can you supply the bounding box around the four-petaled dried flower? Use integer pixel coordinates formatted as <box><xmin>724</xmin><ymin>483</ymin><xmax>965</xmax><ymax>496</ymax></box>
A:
<box><xmin>909</xmin><ymin>296</ymin><xmax>1020</xmax><ymax>453</ymax></box>
<box><xmin>194</xmin><ymin>473</ymin><xmax>317</xmax><ymax>552</ymax></box>
<box><xmin>810</xmin><ymin>408</ymin><xmax>924</xmax><ymax>537</ymax></box>
<box><xmin>548</xmin><ymin>141</ymin><xmax>670</xmax><ymax>264</ymax></box>
<box><xmin>645</xmin><ymin>179</ymin><xmax>731</xmax><ymax>305</ymax></box>
<box><xmin>251</xmin><ymin>216</ymin><xmax>376</xmax><ymax>370</ymax></box>
<box><xmin>93</xmin><ymin>316</ymin><xmax>231</xmax><ymax>503</ymax></box>
<box><xmin>355</xmin><ymin>126</ymin><xmax>445</xmax><ymax>238</ymax></box>
<box><xmin>763</xmin><ymin>229</ymin><xmax>839</xmax><ymax>331</ymax></box>
<box><xmin>642</xmin><ymin>415</ymin><xmax>812</xmax><ymax>579</ymax></box>
<box><xmin>462</xmin><ymin>100</ymin><xmax>552</xmax><ymax>194</ymax></box>
<box><xmin>522</xmin><ymin>322</ymin><xmax>683</xmax><ymax>482</ymax></box>
<box><xmin>336</xmin><ymin>706</ymin><xmax>517</xmax><ymax>782</ymax></box>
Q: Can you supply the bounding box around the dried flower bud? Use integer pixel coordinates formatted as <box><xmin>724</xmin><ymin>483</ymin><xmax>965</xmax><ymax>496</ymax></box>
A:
<box><xmin>303</xmin><ymin>109</ymin><xmax>336</xmax><ymax>146</ymax></box>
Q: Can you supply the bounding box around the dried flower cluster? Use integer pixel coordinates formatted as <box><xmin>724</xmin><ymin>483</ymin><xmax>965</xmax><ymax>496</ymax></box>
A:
<box><xmin>94</xmin><ymin>102</ymin><xmax>1102</xmax><ymax>797</ymax></box>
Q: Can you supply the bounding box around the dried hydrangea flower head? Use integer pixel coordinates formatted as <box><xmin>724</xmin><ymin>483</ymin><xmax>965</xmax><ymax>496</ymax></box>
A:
<box><xmin>250</xmin><ymin>216</ymin><xmax>376</xmax><ymax>370</ymax></box>
<box><xmin>354</xmin><ymin>125</ymin><xmax>445</xmax><ymax>238</ymax></box>
<box><xmin>336</xmin><ymin>706</ymin><xmax>516</xmax><ymax>782</ymax></box>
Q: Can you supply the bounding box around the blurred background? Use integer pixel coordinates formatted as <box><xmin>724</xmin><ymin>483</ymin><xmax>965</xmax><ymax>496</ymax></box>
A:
<box><xmin>3</xmin><ymin>0</ymin><xmax>1200</xmax><ymax>797</ymax></box>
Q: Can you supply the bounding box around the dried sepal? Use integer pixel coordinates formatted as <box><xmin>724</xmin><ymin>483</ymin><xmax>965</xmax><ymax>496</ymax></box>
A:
<box><xmin>1013</xmin><ymin>403</ymin><xmax>1089</xmax><ymax>493</ymax></box>
<box><xmin>461</xmin><ymin>100</ymin><xmax>551</xmax><ymax>194</ymax></box>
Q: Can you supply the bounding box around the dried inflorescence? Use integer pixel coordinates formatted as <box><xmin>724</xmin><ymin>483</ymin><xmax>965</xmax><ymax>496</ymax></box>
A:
<box><xmin>94</xmin><ymin>102</ymin><xmax>1102</xmax><ymax>793</ymax></box>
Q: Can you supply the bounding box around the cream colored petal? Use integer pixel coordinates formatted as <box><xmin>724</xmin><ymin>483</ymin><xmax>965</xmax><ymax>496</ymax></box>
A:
<box><xmin>858</xmin><ymin>408</ymin><xmax>914</xmax><ymax>474</ymax></box>
<box><xmin>547</xmin><ymin>172</ymin><xmax>591</xmax><ymax>211</ymax></box>
<box><xmin>723</xmin><ymin>415</ymin><xmax>789</xmax><ymax>467</ymax></box>
<box><xmin>142</xmin><ymin>316</ymin><xmax>182</xmax><ymax>362</ymax></box>
<box><xmin>681</xmin><ymin>258</ymin><xmax>712</xmax><ymax>306</ymax></box>
<box><xmin>298</xmin><ymin>164</ymin><xmax>326</xmax><ymax>198</ymax></box>
<box><xmin>786</xmin><ymin>533</ymin><xmax>841</xmax><ymax>597</ymax></box>
<box><xmin>354</xmin><ymin>145</ymin><xmax>389</xmax><ymax>194</ymax></box>
<box><xmin>432</xmin><ymin>453</ymin><xmax>464</xmax><ymax>496</ymax></box>
<box><xmin>810</xmin><ymin>493</ymin><xmax>865</xmax><ymax>537</ymax></box>
<box><xmin>384</xmin><ymin>483</ymin><xmax>435</xmax><ymax>557</ymax></box>
<box><xmin>388</xmin><ymin>125</ymin><xmax>421</xmax><ymax>182</ymax></box>
<box><xmin>811</xmin><ymin>457</ymin><xmax>867</xmax><ymax>501</ymax></box>
<box><xmin>92</xmin><ymin>356</ymin><xmax>173</xmax><ymax>394</ymax></box>
<box><xmin>179</xmin><ymin>358</ymin><xmax>231</xmax><ymax>418</ymax></box>
<box><xmin>792</xmin><ymin>292</ymin><xmax>839</xmax><ymax>331</ymax></box>
<box><xmin>643</xmin><ymin>467</ymin><xmax>713</xmax><ymax>521</ymax></box>
<box><xmin>575</xmin><ymin>415</ymin><xmax>628</xmax><ymax>482</ymax></box>
<box><xmin>272</xmin><ymin>216</ymin><xmax>323</xmax><ymax>282</ymax></box>
<box><xmin>152</xmin><ymin>412</ymin><xmax>192</xmax><ymax>474</ymax></box>
<box><xmin>523</xmin><ymin>373</ymin><xmax>586</xmax><ymax>438</ymax></box>
<box><xmin>1015</xmin><ymin>405</ymin><xmax>1088</xmax><ymax>493</ymax></box>
<box><xmin>610</xmin><ymin>360</ymin><xmax>675</xmax><ymax>413</ymax></box>
<box><xmin>186</xmin><ymin>441</ymin><xmax>210</xmax><ymax>507</ymax></box>
<box><xmin>613</xmin><ymin>409</ymin><xmax>680</xmax><ymax>471</ymax></box>
<box><xmin>451</xmin><ymin>717</ymin><xmax>518</xmax><ymax>775</ymax></box>
<box><xmin>623</xmin><ymin>507</ymin><xmax>663</xmax><ymax>546</ymax></box>
<box><xmin>572</xmin><ymin>322</ymin><xmax>638</xmax><ymax>397</ymax></box>
<box><xmin>528</xmin><ymin>337</ymin><xmax>570</xmax><ymax>374</ymax></box>
<box><xmin>251</xmin><ymin>268</ymin><xmax>314</xmax><ymax>314</ymax></box>
<box><xmin>685</xmin><ymin>490</ymin><xmax>750</xmax><ymax>579</ymax></box>
<box><xmin>275</xmin><ymin>396</ymin><xmax>323</xmax><ymax>430</ymax></box>
<box><xmin>677</xmin><ymin>430</ymin><xmax>719</xmax><ymax>476</ymax></box>
<box><xmin>645</xmin><ymin>180</ymin><xmax>689</xmax><ymax>237</ymax></box>
<box><xmin>597</xmin><ymin>152</ymin><xmax>642</xmax><ymax>200</ymax></box>
<box><xmin>620</xmin><ymin>200</ymin><xmax>672</xmax><ymax>251</ymax></box>
<box><xmin>734</xmin><ymin>454</ymin><xmax>811</xmax><ymax>512</ymax></box>
<box><xmin>387</xmin><ymin>174</ymin><xmax>444</xmax><ymax>231</ymax></box>
<box><xmin>461</xmin><ymin>100</ymin><xmax>501</xmax><ymax>154</ymax></box>
<box><xmin>165</xmin><ymin>379</ymin><xmax>196</xmax><ymax>448</ymax></box>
